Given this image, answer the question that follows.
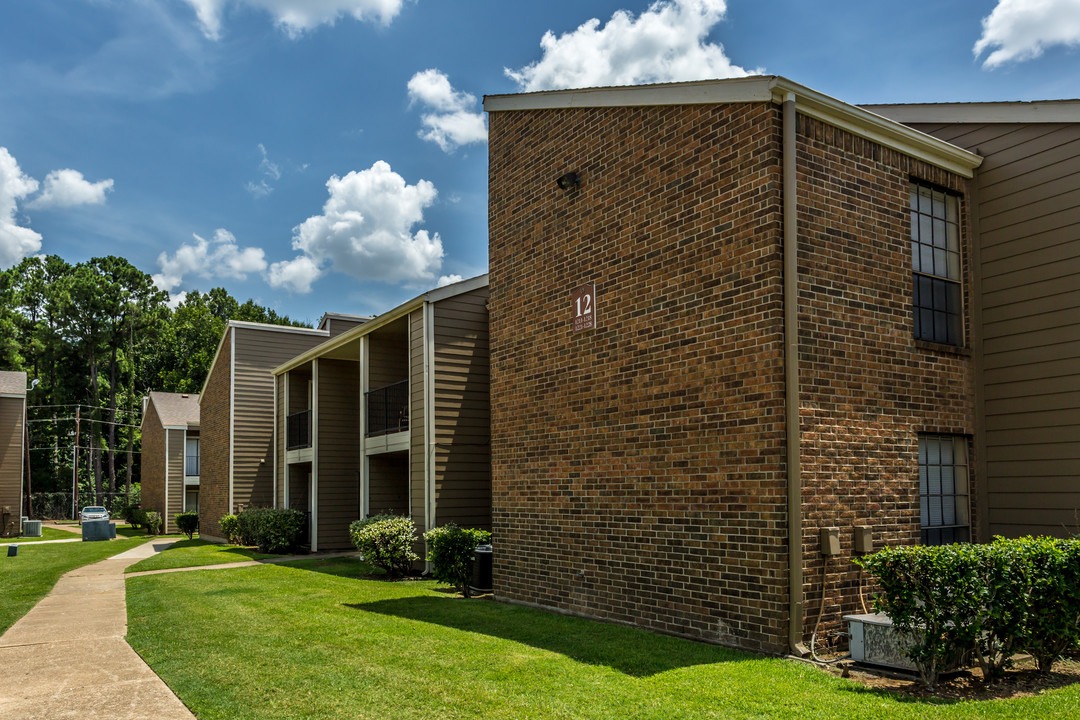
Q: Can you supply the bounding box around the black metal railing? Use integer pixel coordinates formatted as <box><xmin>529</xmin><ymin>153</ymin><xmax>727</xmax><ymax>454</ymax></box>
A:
<box><xmin>287</xmin><ymin>409</ymin><xmax>312</xmax><ymax>449</ymax></box>
<box><xmin>185</xmin><ymin>455</ymin><xmax>200</xmax><ymax>476</ymax></box>
<box><xmin>366</xmin><ymin>380</ymin><xmax>408</xmax><ymax>437</ymax></box>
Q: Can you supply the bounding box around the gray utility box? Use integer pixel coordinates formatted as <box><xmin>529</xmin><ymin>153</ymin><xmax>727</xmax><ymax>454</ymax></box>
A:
<box><xmin>82</xmin><ymin>519</ymin><xmax>114</xmax><ymax>542</ymax></box>
<box><xmin>845</xmin><ymin>613</ymin><xmax>917</xmax><ymax>671</ymax></box>
<box><xmin>22</xmin><ymin>519</ymin><xmax>42</xmax><ymax>538</ymax></box>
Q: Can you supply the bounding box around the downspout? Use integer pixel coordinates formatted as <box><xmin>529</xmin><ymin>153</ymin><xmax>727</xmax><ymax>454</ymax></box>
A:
<box><xmin>783</xmin><ymin>91</ymin><xmax>809</xmax><ymax>657</ymax></box>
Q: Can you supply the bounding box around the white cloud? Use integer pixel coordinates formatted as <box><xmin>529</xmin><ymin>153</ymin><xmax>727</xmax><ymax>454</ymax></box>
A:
<box><xmin>0</xmin><ymin>147</ymin><xmax>42</xmax><ymax>268</ymax></box>
<box><xmin>27</xmin><ymin>169</ymin><xmax>114</xmax><ymax>209</ymax></box>
<box><xmin>436</xmin><ymin>274</ymin><xmax>463</xmax><ymax>288</ymax></box>
<box><xmin>166</xmin><ymin>291</ymin><xmax>189</xmax><ymax>310</ymax></box>
<box><xmin>267</xmin><ymin>255</ymin><xmax>322</xmax><ymax>293</ymax></box>
<box><xmin>279</xmin><ymin>160</ymin><xmax>443</xmax><ymax>293</ymax></box>
<box><xmin>974</xmin><ymin>0</ymin><xmax>1080</xmax><ymax>68</ymax></box>
<box><xmin>246</xmin><ymin>143</ymin><xmax>282</xmax><ymax>198</ymax></box>
<box><xmin>505</xmin><ymin>0</ymin><xmax>755</xmax><ymax>92</ymax></box>
<box><xmin>153</xmin><ymin>228</ymin><xmax>268</xmax><ymax>291</ymax></box>
<box><xmin>407</xmin><ymin>69</ymin><xmax>487</xmax><ymax>152</ymax></box>
<box><xmin>185</xmin><ymin>0</ymin><xmax>405</xmax><ymax>40</ymax></box>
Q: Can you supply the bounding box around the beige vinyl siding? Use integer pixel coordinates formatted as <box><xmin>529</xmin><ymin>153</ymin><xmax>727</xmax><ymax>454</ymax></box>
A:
<box><xmin>275</xmin><ymin>374</ymin><xmax>285</xmax><ymax>505</ymax></box>
<box><xmin>166</xmin><ymin>428</ymin><xmax>185</xmax><ymax>533</ymax></box>
<box><xmin>913</xmin><ymin>121</ymin><xmax>1080</xmax><ymax>538</ymax></box>
<box><xmin>368</xmin><ymin>321</ymin><xmax>409</xmax><ymax>389</ymax></box>
<box><xmin>432</xmin><ymin>287</ymin><xmax>491</xmax><ymax>531</ymax></box>
<box><xmin>316</xmin><ymin>359</ymin><xmax>360</xmax><ymax>550</ymax></box>
<box><xmin>232</xmin><ymin>327</ymin><xmax>327</xmax><ymax>512</ymax></box>
<box><xmin>409</xmin><ymin>310</ymin><xmax>426</xmax><ymax>534</ymax></box>
<box><xmin>368</xmin><ymin>452</ymin><xmax>409</xmax><ymax>516</ymax></box>
<box><xmin>0</xmin><ymin>396</ymin><xmax>25</xmax><ymax>528</ymax></box>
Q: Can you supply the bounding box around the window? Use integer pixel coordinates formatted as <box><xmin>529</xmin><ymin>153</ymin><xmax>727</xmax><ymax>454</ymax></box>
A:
<box><xmin>185</xmin><ymin>437</ymin><xmax>200</xmax><ymax>477</ymax></box>
<box><xmin>911</xmin><ymin>181</ymin><xmax>963</xmax><ymax>346</ymax></box>
<box><xmin>919</xmin><ymin>434</ymin><xmax>969</xmax><ymax>545</ymax></box>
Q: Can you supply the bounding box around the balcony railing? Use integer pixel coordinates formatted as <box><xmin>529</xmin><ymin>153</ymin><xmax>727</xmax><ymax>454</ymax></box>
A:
<box><xmin>366</xmin><ymin>380</ymin><xmax>408</xmax><ymax>437</ymax></box>
<box><xmin>287</xmin><ymin>409</ymin><xmax>312</xmax><ymax>450</ymax></box>
<box><xmin>185</xmin><ymin>456</ymin><xmax>200</xmax><ymax>477</ymax></box>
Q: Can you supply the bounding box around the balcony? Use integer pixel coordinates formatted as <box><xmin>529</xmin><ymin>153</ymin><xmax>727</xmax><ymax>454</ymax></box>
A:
<box><xmin>366</xmin><ymin>380</ymin><xmax>408</xmax><ymax>437</ymax></box>
<box><xmin>185</xmin><ymin>455</ymin><xmax>200</xmax><ymax>477</ymax></box>
<box><xmin>287</xmin><ymin>409</ymin><xmax>312</xmax><ymax>450</ymax></box>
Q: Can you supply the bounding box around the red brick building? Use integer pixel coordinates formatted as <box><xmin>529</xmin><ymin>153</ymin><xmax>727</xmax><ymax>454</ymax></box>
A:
<box><xmin>485</xmin><ymin>77</ymin><xmax>982</xmax><ymax>654</ymax></box>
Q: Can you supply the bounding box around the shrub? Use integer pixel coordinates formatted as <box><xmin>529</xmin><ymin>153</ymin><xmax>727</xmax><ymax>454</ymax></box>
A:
<box><xmin>236</xmin><ymin>507</ymin><xmax>305</xmax><ymax>553</ymax></box>
<box><xmin>144</xmin><ymin>511</ymin><xmax>163</xmax><ymax>536</ymax></box>
<box><xmin>234</xmin><ymin>510</ymin><xmax>258</xmax><ymax>546</ymax></box>
<box><xmin>858</xmin><ymin>536</ymin><xmax>1080</xmax><ymax>686</ymax></box>
<box><xmin>175</xmin><ymin>512</ymin><xmax>199</xmax><ymax>540</ymax></box>
<box><xmin>220</xmin><ymin>514</ymin><xmax>240</xmax><ymax>544</ymax></box>
<box><xmin>129</xmin><ymin>507</ymin><xmax>147</xmax><ymax>531</ymax></box>
<box><xmin>424</xmin><ymin>524</ymin><xmax>491</xmax><ymax>598</ymax></box>
<box><xmin>349</xmin><ymin>514</ymin><xmax>418</xmax><ymax>577</ymax></box>
<box><xmin>1019</xmin><ymin>537</ymin><xmax>1080</xmax><ymax>673</ymax></box>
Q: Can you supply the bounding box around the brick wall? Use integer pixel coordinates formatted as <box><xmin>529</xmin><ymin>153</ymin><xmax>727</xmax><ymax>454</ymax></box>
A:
<box><xmin>489</xmin><ymin>102</ymin><xmax>790</xmax><ymax>653</ymax></box>
<box><xmin>489</xmin><ymin>100</ymin><xmax>976</xmax><ymax>654</ymax></box>
<box><xmin>199</xmin><ymin>330</ymin><xmax>231</xmax><ymax>541</ymax></box>
<box><xmin>140</xmin><ymin>405</ymin><xmax>165</xmax><ymax>523</ymax></box>
<box><xmin>793</xmin><ymin>116</ymin><xmax>976</xmax><ymax>644</ymax></box>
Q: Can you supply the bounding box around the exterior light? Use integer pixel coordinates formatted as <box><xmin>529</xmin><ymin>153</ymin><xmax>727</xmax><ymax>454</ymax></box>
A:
<box><xmin>556</xmin><ymin>172</ymin><xmax>580</xmax><ymax>190</ymax></box>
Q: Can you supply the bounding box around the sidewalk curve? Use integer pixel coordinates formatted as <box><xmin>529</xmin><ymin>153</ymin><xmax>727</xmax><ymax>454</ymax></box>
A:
<box><xmin>0</xmin><ymin>539</ymin><xmax>196</xmax><ymax>720</ymax></box>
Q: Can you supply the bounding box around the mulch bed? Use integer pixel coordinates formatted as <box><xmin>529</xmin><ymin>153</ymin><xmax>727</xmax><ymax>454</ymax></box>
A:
<box><xmin>824</xmin><ymin>656</ymin><xmax>1080</xmax><ymax>701</ymax></box>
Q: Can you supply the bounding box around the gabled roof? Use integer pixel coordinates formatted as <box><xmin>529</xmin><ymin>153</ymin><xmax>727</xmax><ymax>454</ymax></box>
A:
<box><xmin>199</xmin><ymin>320</ymin><xmax>330</xmax><ymax>402</ymax></box>
<box><xmin>144</xmin><ymin>391</ymin><xmax>200</xmax><ymax>429</ymax></box>
<box><xmin>274</xmin><ymin>273</ymin><xmax>489</xmax><ymax>375</ymax></box>
<box><xmin>318</xmin><ymin>312</ymin><xmax>373</xmax><ymax>330</ymax></box>
<box><xmin>484</xmin><ymin>75</ymin><xmax>983</xmax><ymax>178</ymax></box>
<box><xmin>0</xmin><ymin>371</ymin><xmax>27</xmax><ymax>398</ymax></box>
<box><xmin>860</xmin><ymin>99</ymin><xmax>1080</xmax><ymax>125</ymax></box>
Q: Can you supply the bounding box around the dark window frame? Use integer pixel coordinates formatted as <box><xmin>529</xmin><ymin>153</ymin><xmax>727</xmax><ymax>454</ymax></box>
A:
<box><xmin>911</xmin><ymin>180</ymin><xmax>964</xmax><ymax>346</ymax></box>
<box><xmin>919</xmin><ymin>434</ymin><xmax>970</xmax><ymax>545</ymax></box>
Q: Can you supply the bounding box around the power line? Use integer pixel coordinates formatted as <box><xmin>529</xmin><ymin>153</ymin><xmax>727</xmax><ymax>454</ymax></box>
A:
<box><xmin>29</xmin><ymin>446</ymin><xmax>142</xmax><ymax>454</ymax></box>
<box><xmin>27</xmin><ymin>417</ymin><xmax>142</xmax><ymax>429</ymax></box>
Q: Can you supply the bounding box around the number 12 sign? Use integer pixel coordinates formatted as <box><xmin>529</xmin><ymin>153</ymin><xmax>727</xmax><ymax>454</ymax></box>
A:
<box><xmin>572</xmin><ymin>282</ymin><xmax>596</xmax><ymax>332</ymax></box>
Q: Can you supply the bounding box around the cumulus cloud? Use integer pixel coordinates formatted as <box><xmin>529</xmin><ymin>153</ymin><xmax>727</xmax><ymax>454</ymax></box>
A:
<box><xmin>407</xmin><ymin>69</ymin><xmax>487</xmax><ymax>152</ymax></box>
<box><xmin>272</xmin><ymin>161</ymin><xmax>443</xmax><ymax>294</ymax></box>
<box><xmin>246</xmin><ymin>143</ymin><xmax>282</xmax><ymax>198</ymax></box>
<box><xmin>153</xmin><ymin>228</ymin><xmax>268</xmax><ymax>292</ymax></box>
<box><xmin>436</xmin><ymin>274</ymin><xmax>463</xmax><ymax>288</ymax></box>
<box><xmin>184</xmin><ymin>0</ymin><xmax>405</xmax><ymax>40</ymax></box>
<box><xmin>505</xmin><ymin>0</ymin><xmax>755</xmax><ymax>92</ymax></box>
<box><xmin>267</xmin><ymin>255</ymin><xmax>323</xmax><ymax>294</ymax></box>
<box><xmin>27</xmin><ymin>169</ymin><xmax>114</xmax><ymax>209</ymax></box>
<box><xmin>974</xmin><ymin>0</ymin><xmax>1080</xmax><ymax>67</ymax></box>
<box><xmin>0</xmin><ymin>147</ymin><xmax>42</xmax><ymax>268</ymax></box>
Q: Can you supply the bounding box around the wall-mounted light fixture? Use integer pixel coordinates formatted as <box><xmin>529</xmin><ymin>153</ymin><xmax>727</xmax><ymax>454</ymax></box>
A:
<box><xmin>556</xmin><ymin>172</ymin><xmax>580</xmax><ymax>191</ymax></box>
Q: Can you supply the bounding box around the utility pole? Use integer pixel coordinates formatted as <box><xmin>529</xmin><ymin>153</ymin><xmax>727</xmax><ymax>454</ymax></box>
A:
<box><xmin>73</xmin><ymin>406</ymin><xmax>80</xmax><ymax>520</ymax></box>
<box><xmin>24</xmin><ymin>410</ymin><xmax>33</xmax><ymax>519</ymax></box>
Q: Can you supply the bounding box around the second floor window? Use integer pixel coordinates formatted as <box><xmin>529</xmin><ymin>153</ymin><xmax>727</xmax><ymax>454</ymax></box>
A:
<box><xmin>911</xmin><ymin>181</ymin><xmax>963</xmax><ymax>346</ymax></box>
<box><xmin>186</xmin><ymin>437</ymin><xmax>200</xmax><ymax>476</ymax></box>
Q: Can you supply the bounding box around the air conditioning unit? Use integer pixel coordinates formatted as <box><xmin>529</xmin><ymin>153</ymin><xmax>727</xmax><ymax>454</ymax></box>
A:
<box><xmin>845</xmin><ymin>613</ymin><xmax>917</xmax><ymax>671</ymax></box>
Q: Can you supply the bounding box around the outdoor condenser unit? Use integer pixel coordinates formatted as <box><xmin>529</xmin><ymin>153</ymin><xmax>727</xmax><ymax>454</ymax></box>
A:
<box><xmin>844</xmin><ymin>613</ymin><xmax>917</xmax><ymax>671</ymax></box>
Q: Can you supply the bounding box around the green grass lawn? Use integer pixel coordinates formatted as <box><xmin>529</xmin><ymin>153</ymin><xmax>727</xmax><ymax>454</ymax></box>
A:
<box><xmin>126</xmin><ymin>559</ymin><xmax>1080</xmax><ymax>720</ymax></box>
<box><xmin>125</xmin><ymin>539</ymin><xmax>282</xmax><ymax>573</ymax></box>
<box><xmin>0</xmin><ymin>526</ymin><xmax>81</xmax><ymax>543</ymax></box>
<box><xmin>0</xmin><ymin>536</ymin><xmax>149</xmax><ymax>634</ymax></box>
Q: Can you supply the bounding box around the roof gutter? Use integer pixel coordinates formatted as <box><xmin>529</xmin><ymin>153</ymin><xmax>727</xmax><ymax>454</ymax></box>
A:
<box><xmin>783</xmin><ymin>91</ymin><xmax>809</xmax><ymax>658</ymax></box>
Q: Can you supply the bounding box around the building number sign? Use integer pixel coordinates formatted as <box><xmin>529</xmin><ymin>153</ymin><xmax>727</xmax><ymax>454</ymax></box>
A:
<box><xmin>572</xmin><ymin>282</ymin><xmax>596</xmax><ymax>332</ymax></box>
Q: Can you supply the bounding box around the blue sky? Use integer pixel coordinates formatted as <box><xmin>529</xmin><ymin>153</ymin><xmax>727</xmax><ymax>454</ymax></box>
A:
<box><xmin>2</xmin><ymin>0</ymin><xmax>1079</xmax><ymax>324</ymax></box>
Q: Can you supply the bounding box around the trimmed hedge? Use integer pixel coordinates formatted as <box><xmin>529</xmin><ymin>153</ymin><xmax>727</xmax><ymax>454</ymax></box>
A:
<box><xmin>424</xmin><ymin>524</ymin><xmax>491</xmax><ymax>598</ymax></box>
<box><xmin>858</xmin><ymin>536</ymin><xmax>1080</xmax><ymax>688</ymax></box>
<box><xmin>349</xmin><ymin>514</ymin><xmax>418</xmax><ymax>577</ymax></box>
<box><xmin>220</xmin><ymin>514</ymin><xmax>240</xmax><ymax>544</ymax></box>
<box><xmin>234</xmin><ymin>508</ymin><xmax>305</xmax><ymax>553</ymax></box>
<box><xmin>175</xmin><ymin>512</ymin><xmax>199</xmax><ymax>540</ymax></box>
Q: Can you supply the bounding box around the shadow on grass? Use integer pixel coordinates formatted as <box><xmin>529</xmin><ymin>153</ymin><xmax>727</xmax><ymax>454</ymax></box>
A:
<box><xmin>346</xmin><ymin>593</ymin><xmax>754</xmax><ymax>678</ymax></box>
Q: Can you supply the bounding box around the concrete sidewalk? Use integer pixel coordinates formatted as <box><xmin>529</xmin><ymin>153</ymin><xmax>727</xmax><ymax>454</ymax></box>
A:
<box><xmin>0</xmin><ymin>540</ymin><xmax>196</xmax><ymax>720</ymax></box>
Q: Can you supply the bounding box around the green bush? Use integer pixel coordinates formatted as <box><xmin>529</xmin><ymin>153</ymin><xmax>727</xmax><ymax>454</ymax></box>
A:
<box><xmin>175</xmin><ymin>512</ymin><xmax>199</xmax><ymax>540</ymax></box>
<box><xmin>1017</xmin><ymin>537</ymin><xmax>1080</xmax><ymax>672</ymax></box>
<box><xmin>858</xmin><ymin>536</ymin><xmax>1080</xmax><ymax>687</ymax></box>
<box><xmin>424</xmin><ymin>524</ymin><xmax>491</xmax><ymax>598</ymax></box>
<box><xmin>144</xmin><ymin>511</ymin><xmax>163</xmax><ymax>536</ymax></box>
<box><xmin>219</xmin><ymin>514</ymin><xmax>240</xmax><ymax>544</ymax></box>
<box><xmin>236</xmin><ymin>508</ymin><xmax>305</xmax><ymax>553</ymax></box>
<box><xmin>129</xmin><ymin>507</ymin><xmax>147</xmax><ymax>531</ymax></box>
<box><xmin>349</xmin><ymin>514</ymin><xmax>418</xmax><ymax>577</ymax></box>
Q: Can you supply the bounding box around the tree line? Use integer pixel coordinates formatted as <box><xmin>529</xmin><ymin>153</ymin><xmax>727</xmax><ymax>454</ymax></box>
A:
<box><xmin>0</xmin><ymin>255</ymin><xmax>305</xmax><ymax>508</ymax></box>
